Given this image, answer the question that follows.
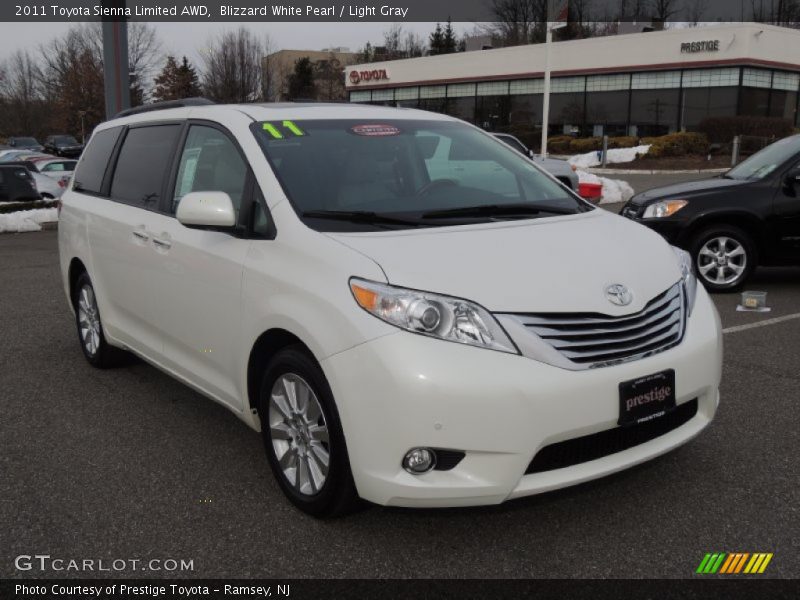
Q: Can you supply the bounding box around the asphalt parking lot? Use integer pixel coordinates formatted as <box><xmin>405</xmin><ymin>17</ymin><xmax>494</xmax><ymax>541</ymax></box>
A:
<box><xmin>2</xmin><ymin>222</ymin><xmax>798</xmax><ymax>579</ymax></box>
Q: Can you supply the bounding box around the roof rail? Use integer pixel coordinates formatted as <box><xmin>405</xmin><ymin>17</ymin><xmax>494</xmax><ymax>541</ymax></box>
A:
<box><xmin>114</xmin><ymin>97</ymin><xmax>215</xmax><ymax>119</ymax></box>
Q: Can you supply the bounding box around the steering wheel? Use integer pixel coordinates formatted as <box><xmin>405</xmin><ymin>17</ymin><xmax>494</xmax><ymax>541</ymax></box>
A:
<box><xmin>418</xmin><ymin>179</ymin><xmax>459</xmax><ymax>196</ymax></box>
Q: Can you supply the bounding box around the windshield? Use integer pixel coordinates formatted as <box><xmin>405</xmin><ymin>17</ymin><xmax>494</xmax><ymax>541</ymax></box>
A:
<box><xmin>727</xmin><ymin>135</ymin><xmax>800</xmax><ymax>180</ymax></box>
<box><xmin>14</xmin><ymin>138</ymin><xmax>39</xmax><ymax>146</ymax></box>
<box><xmin>251</xmin><ymin>119</ymin><xmax>589</xmax><ymax>231</ymax></box>
<box><xmin>56</xmin><ymin>136</ymin><xmax>78</xmax><ymax>144</ymax></box>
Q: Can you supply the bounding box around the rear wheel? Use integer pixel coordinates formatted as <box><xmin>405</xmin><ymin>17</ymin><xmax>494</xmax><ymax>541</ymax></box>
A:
<box><xmin>258</xmin><ymin>346</ymin><xmax>360</xmax><ymax>518</ymax></box>
<box><xmin>690</xmin><ymin>225</ymin><xmax>755</xmax><ymax>292</ymax></box>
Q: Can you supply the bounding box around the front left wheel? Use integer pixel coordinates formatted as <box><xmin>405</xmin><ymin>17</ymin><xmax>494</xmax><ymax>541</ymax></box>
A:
<box><xmin>258</xmin><ymin>346</ymin><xmax>360</xmax><ymax>518</ymax></box>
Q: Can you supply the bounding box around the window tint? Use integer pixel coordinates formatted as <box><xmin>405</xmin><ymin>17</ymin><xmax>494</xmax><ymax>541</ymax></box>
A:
<box><xmin>173</xmin><ymin>125</ymin><xmax>248</xmax><ymax>215</ymax></box>
<box><xmin>111</xmin><ymin>125</ymin><xmax>180</xmax><ymax>208</ymax></box>
<box><xmin>73</xmin><ymin>127</ymin><xmax>122</xmax><ymax>194</ymax></box>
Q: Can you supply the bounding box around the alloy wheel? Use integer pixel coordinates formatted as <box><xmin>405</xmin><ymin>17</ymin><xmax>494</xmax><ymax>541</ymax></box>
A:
<box><xmin>77</xmin><ymin>284</ymin><xmax>101</xmax><ymax>356</ymax></box>
<box><xmin>268</xmin><ymin>374</ymin><xmax>331</xmax><ymax>496</ymax></box>
<box><xmin>696</xmin><ymin>236</ymin><xmax>747</xmax><ymax>286</ymax></box>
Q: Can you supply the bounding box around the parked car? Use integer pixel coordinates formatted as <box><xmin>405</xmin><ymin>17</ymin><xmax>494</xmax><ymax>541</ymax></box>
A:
<box><xmin>0</xmin><ymin>164</ymin><xmax>41</xmax><ymax>202</ymax></box>
<box><xmin>29</xmin><ymin>157</ymin><xmax>77</xmax><ymax>185</ymax></box>
<box><xmin>60</xmin><ymin>101</ymin><xmax>722</xmax><ymax>517</ymax></box>
<box><xmin>4</xmin><ymin>161</ymin><xmax>65</xmax><ymax>199</ymax></box>
<box><xmin>44</xmin><ymin>135</ymin><xmax>84</xmax><ymax>158</ymax></box>
<box><xmin>621</xmin><ymin>134</ymin><xmax>800</xmax><ymax>292</ymax></box>
<box><xmin>6</xmin><ymin>136</ymin><xmax>44</xmax><ymax>153</ymax></box>
<box><xmin>492</xmin><ymin>132</ymin><xmax>580</xmax><ymax>192</ymax></box>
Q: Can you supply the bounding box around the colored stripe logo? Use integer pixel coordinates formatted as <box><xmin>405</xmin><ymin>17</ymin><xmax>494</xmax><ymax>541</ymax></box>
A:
<box><xmin>696</xmin><ymin>552</ymin><xmax>773</xmax><ymax>574</ymax></box>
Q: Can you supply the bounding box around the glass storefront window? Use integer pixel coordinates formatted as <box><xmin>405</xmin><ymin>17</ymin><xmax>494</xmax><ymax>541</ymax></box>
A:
<box><xmin>769</xmin><ymin>90</ymin><xmax>798</xmax><ymax>121</ymax></box>
<box><xmin>681</xmin><ymin>87</ymin><xmax>738</xmax><ymax>129</ymax></box>
<box><xmin>447</xmin><ymin>97</ymin><xmax>476</xmax><ymax>123</ymax></box>
<box><xmin>586</xmin><ymin>90</ymin><xmax>630</xmax><ymax>136</ymax></box>
<box><xmin>476</xmin><ymin>95</ymin><xmax>511</xmax><ymax>130</ymax></box>
<box><xmin>630</xmin><ymin>89</ymin><xmax>680</xmax><ymax>136</ymax></box>
<box><xmin>548</xmin><ymin>92</ymin><xmax>585</xmax><ymax>135</ymax></box>
<box><xmin>740</xmin><ymin>87</ymin><xmax>770</xmax><ymax>117</ymax></box>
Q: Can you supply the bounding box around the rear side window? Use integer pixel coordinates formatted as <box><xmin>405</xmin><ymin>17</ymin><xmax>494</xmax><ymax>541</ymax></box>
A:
<box><xmin>73</xmin><ymin>127</ymin><xmax>122</xmax><ymax>195</ymax></box>
<box><xmin>111</xmin><ymin>125</ymin><xmax>181</xmax><ymax>209</ymax></box>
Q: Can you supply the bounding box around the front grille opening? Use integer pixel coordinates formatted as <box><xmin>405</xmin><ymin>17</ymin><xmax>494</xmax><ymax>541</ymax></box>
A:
<box><xmin>525</xmin><ymin>399</ymin><xmax>698</xmax><ymax>475</ymax></box>
<box><xmin>511</xmin><ymin>283</ymin><xmax>686</xmax><ymax>368</ymax></box>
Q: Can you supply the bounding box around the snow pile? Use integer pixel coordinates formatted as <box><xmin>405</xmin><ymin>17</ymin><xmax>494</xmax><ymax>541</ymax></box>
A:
<box><xmin>0</xmin><ymin>208</ymin><xmax>58</xmax><ymax>233</ymax></box>
<box><xmin>577</xmin><ymin>170</ymin><xmax>635</xmax><ymax>205</ymax></box>
<box><xmin>569</xmin><ymin>145</ymin><xmax>651</xmax><ymax>169</ymax></box>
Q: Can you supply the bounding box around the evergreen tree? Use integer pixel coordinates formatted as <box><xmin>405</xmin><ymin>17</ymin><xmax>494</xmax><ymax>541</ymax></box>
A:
<box><xmin>286</xmin><ymin>57</ymin><xmax>316</xmax><ymax>101</ymax></box>
<box><xmin>442</xmin><ymin>19</ymin><xmax>458</xmax><ymax>54</ymax></box>
<box><xmin>429</xmin><ymin>23</ymin><xmax>445</xmax><ymax>55</ymax></box>
<box><xmin>153</xmin><ymin>55</ymin><xmax>201</xmax><ymax>102</ymax></box>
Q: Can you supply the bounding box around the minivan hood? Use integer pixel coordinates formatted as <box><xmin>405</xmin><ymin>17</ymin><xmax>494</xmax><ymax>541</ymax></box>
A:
<box><xmin>630</xmin><ymin>176</ymin><xmax>744</xmax><ymax>205</ymax></box>
<box><xmin>328</xmin><ymin>210</ymin><xmax>681</xmax><ymax>314</ymax></box>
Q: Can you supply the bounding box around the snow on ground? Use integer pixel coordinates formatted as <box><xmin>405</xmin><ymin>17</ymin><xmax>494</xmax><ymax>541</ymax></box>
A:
<box><xmin>0</xmin><ymin>208</ymin><xmax>58</xmax><ymax>233</ymax></box>
<box><xmin>577</xmin><ymin>170</ymin><xmax>635</xmax><ymax>205</ymax></box>
<box><xmin>569</xmin><ymin>145</ymin><xmax>651</xmax><ymax>169</ymax></box>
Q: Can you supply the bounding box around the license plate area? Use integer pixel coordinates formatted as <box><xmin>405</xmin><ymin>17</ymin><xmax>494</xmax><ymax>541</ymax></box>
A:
<box><xmin>618</xmin><ymin>369</ymin><xmax>676</xmax><ymax>426</ymax></box>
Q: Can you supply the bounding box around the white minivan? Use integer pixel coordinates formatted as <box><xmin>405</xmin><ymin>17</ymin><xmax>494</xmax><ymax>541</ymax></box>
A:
<box><xmin>59</xmin><ymin>101</ymin><xmax>722</xmax><ymax>517</ymax></box>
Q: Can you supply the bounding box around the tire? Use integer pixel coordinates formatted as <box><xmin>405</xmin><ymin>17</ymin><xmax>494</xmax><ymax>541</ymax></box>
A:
<box><xmin>690</xmin><ymin>225</ymin><xmax>756</xmax><ymax>293</ymax></box>
<box><xmin>258</xmin><ymin>345</ymin><xmax>360</xmax><ymax>518</ymax></box>
<box><xmin>72</xmin><ymin>272</ymin><xmax>124</xmax><ymax>368</ymax></box>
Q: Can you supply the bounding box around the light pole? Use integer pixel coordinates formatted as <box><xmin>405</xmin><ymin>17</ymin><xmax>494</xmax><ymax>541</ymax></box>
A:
<box><xmin>540</xmin><ymin>1</ymin><xmax>568</xmax><ymax>158</ymax></box>
<box><xmin>78</xmin><ymin>110</ymin><xmax>86</xmax><ymax>144</ymax></box>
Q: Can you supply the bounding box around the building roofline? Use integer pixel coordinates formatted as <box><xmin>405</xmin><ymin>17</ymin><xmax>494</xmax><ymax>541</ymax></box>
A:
<box><xmin>348</xmin><ymin>57</ymin><xmax>800</xmax><ymax>91</ymax></box>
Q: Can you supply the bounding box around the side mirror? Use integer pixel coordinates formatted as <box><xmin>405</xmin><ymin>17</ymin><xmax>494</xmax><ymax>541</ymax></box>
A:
<box><xmin>785</xmin><ymin>167</ymin><xmax>800</xmax><ymax>190</ymax></box>
<box><xmin>176</xmin><ymin>191</ymin><xmax>236</xmax><ymax>229</ymax></box>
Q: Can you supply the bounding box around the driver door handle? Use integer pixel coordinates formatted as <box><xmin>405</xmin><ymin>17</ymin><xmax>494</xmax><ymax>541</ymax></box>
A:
<box><xmin>152</xmin><ymin>236</ymin><xmax>172</xmax><ymax>250</ymax></box>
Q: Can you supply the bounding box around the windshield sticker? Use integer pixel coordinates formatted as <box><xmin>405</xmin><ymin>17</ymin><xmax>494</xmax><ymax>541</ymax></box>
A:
<box><xmin>261</xmin><ymin>121</ymin><xmax>306</xmax><ymax>139</ymax></box>
<box><xmin>350</xmin><ymin>124</ymin><xmax>400</xmax><ymax>137</ymax></box>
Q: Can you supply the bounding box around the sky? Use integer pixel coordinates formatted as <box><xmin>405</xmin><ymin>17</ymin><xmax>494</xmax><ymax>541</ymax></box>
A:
<box><xmin>0</xmin><ymin>21</ymin><xmax>474</xmax><ymax>68</ymax></box>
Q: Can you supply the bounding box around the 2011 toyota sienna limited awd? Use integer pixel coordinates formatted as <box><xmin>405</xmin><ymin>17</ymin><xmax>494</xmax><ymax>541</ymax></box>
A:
<box><xmin>59</xmin><ymin>101</ymin><xmax>723</xmax><ymax>517</ymax></box>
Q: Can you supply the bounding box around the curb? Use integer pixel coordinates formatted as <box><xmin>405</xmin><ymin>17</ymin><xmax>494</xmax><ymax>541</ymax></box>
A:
<box><xmin>41</xmin><ymin>221</ymin><xmax>58</xmax><ymax>231</ymax></box>
<box><xmin>583</xmin><ymin>167</ymin><xmax>728</xmax><ymax>176</ymax></box>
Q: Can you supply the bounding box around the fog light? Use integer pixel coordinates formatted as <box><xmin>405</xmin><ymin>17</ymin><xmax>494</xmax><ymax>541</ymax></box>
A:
<box><xmin>402</xmin><ymin>447</ymin><xmax>436</xmax><ymax>474</ymax></box>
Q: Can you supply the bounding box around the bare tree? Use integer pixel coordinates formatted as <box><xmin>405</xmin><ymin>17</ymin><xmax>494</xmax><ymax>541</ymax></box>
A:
<box><xmin>651</xmin><ymin>0</ymin><xmax>681</xmax><ymax>22</ymax></box>
<box><xmin>489</xmin><ymin>0</ymin><xmax>547</xmax><ymax>46</ymax></box>
<box><xmin>260</xmin><ymin>34</ymin><xmax>279</xmax><ymax>102</ymax></box>
<box><xmin>0</xmin><ymin>50</ymin><xmax>46</xmax><ymax>137</ymax></box>
<box><xmin>201</xmin><ymin>27</ymin><xmax>263</xmax><ymax>103</ymax></box>
<box><xmin>314</xmin><ymin>53</ymin><xmax>346</xmax><ymax>102</ymax></box>
<box><xmin>685</xmin><ymin>0</ymin><xmax>710</xmax><ymax>25</ymax></box>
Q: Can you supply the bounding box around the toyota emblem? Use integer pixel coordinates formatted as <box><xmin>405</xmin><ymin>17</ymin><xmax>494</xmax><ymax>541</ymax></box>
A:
<box><xmin>349</xmin><ymin>70</ymin><xmax>361</xmax><ymax>84</ymax></box>
<box><xmin>605</xmin><ymin>284</ymin><xmax>633</xmax><ymax>306</ymax></box>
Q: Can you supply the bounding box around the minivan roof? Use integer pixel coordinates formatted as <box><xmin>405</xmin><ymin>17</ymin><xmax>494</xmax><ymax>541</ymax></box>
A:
<box><xmin>98</xmin><ymin>102</ymin><xmax>456</xmax><ymax>131</ymax></box>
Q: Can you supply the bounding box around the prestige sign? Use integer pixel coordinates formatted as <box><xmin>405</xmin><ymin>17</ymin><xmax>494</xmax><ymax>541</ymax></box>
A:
<box><xmin>681</xmin><ymin>40</ymin><xmax>721</xmax><ymax>53</ymax></box>
<box><xmin>349</xmin><ymin>69</ymin><xmax>389</xmax><ymax>85</ymax></box>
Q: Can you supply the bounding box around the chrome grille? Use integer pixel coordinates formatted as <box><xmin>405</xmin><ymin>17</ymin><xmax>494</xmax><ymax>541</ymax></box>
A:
<box><xmin>509</xmin><ymin>284</ymin><xmax>685</xmax><ymax>368</ymax></box>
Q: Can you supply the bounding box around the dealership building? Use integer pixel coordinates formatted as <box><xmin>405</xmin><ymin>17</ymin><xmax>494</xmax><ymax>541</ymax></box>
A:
<box><xmin>345</xmin><ymin>23</ymin><xmax>800</xmax><ymax>137</ymax></box>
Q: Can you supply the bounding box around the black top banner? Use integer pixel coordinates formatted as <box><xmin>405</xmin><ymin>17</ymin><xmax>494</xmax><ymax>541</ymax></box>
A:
<box><xmin>1</xmin><ymin>0</ymin><xmax>792</xmax><ymax>22</ymax></box>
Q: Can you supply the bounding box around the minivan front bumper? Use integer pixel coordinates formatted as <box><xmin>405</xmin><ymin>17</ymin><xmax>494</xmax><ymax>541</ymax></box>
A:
<box><xmin>321</xmin><ymin>286</ymin><xmax>722</xmax><ymax>508</ymax></box>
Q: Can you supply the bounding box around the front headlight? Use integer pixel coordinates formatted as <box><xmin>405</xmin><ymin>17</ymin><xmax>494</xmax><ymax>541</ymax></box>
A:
<box><xmin>672</xmin><ymin>246</ymin><xmax>697</xmax><ymax>315</ymax></box>
<box><xmin>643</xmin><ymin>199</ymin><xmax>688</xmax><ymax>218</ymax></box>
<box><xmin>350</xmin><ymin>278</ymin><xmax>518</xmax><ymax>354</ymax></box>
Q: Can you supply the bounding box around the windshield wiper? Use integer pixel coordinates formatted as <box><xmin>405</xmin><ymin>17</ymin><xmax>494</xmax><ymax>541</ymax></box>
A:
<box><xmin>302</xmin><ymin>210</ymin><xmax>428</xmax><ymax>227</ymax></box>
<box><xmin>421</xmin><ymin>203</ymin><xmax>577</xmax><ymax>220</ymax></box>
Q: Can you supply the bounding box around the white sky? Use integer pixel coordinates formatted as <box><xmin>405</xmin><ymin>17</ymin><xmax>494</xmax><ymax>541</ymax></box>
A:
<box><xmin>0</xmin><ymin>21</ymin><xmax>475</xmax><ymax>68</ymax></box>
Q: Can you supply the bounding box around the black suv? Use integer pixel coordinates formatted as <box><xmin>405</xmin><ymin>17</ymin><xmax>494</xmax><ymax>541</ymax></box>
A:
<box><xmin>6</xmin><ymin>137</ymin><xmax>44</xmax><ymax>153</ymax></box>
<box><xmin>622</xmin><ymin>134</ymin><xmax>800</xmax><ymax>292</ymax></box>
<box><xmin>0</xmin><ymin>165</ymin><xmax>40</xmax><ymax>202</ymax></box>
<box><xmin>44</xmin><ymin>135</ymin><xmax>84</xmax><ymax>158</ymax></box>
